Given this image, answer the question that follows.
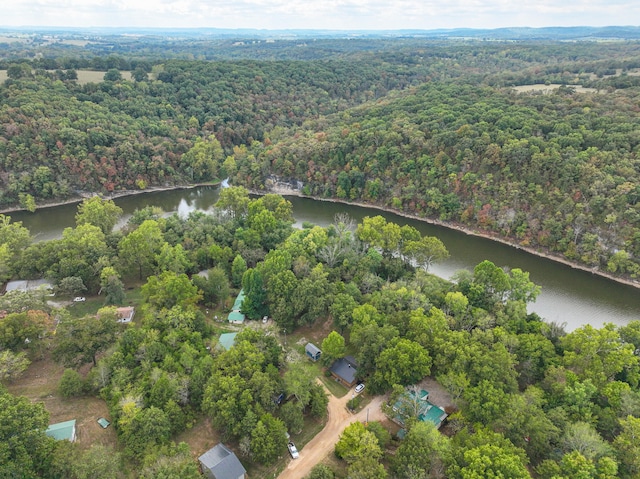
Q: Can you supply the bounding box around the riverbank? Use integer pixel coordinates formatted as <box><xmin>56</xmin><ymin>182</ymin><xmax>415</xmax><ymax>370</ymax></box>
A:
<box><xmin>0</xmin><ymin>182</ymin><xmax>220</xmax><ymax>215</ymax></box>
<box><xmin>260</xmin><ymin>184</ymin><xmax>640</xmax><ymax>291</ymax></box>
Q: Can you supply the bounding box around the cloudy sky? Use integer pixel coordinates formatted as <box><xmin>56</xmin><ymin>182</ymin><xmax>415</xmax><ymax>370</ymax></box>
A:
<box><xmin>3</xmin><ymin>0</ymin><xmax>638</xmax><ymax>30</ymax></box>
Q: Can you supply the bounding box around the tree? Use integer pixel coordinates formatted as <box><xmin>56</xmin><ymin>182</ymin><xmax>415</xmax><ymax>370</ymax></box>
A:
<box><xmin>393</xmin><ymin>421</ymin><xmax>449</xmax><ymax>479</ymax></box>
<box><xmin>250</xmin><ymin>413</ymin><xmax>287</xmax><ymax>465</ymax></box>
<box><xmin>321</xmin><ymin>331</ymin><xmax>346</xmax><ymax>365</ymax></box>
<box><xmin>335</xmin><ymin>421</ymin><xmax>382</xmax><ymax>464</ymax></box>
<box><xmin>241</xmin><ymin>268</ymin><xmax>268</xmax><ymax>320</ymax></box>
<box><xmin>457</xmin><ymin>444</ymin><xmax>531</xmax><ymax>479</ymax></box>
<box><xmin>216</xmin><ymin>186</ymin><xmax>250</xmax><ymax>219</ymax></box>
<box><xmin>75</xmin><ymin>196</ymin><xmax>123</xmax><ymax>235</ymax></box>
<box><xmin>372</xmin><ymin>339</ymin><xmax>432</xmax><ymax>391</ymax></box>
<box><xmin>53</xmin><ymin>312</ymin><xmax>119</xmax><ymax>367</ymax></box>
<box><xmin>562</xmin><ymin>324</ymin><xmax>638</xmax><ymax>388</ymax></box>
<box><xmin>614</xmin><ymin>415</ymin><xmax>640</xmax><ymax>478</ymax></box>
<box><xmin>0</xmin><ymin>387</ymin><xmax>54</xmax><ymax>478</ymax></box>
<box><xmin>231</xmin><ymin>254</ymin><xmax>247</xmax><ymax>288</ymax></box>
<box><xmin>141</xmin><ymin>271</ymin><xmax>202</xmax><ymax>310</ymax></box>
<box><xmin>306</xmin><ymin>464</ymin><xmax>335</xmax><ymax>479</ymax></box>
<box><xmin>347</xmin><ymin>455</ymin><xmax>388</xmax><ymax>479</ymax></box>
<box><xmin>0</xmin><ymin>350</ymin><xmax>31</xmax><ymax>382</ymax></box>
<box><xmin>100</xmin><ymin>266</ymin><xmax>125</xmax><ymax>305</ymax></box>
<box><xmin>403</xmin><ymin>236</ymin><xmax>449</xmax><ymax>271</ymax></box>
<box><xmin>192</xmin><ymin>267</ymin><xmax>230</xmax><ymax>308</ymax></box>
<box><xmin>155</xmin><ymin>243</ymin><xmax>191</xmax><ymax>275</ymax></box>
<box><xmin>279</xmin><ymin>400</ymin><xmax>304</xmax><ymax>434</ymax></box>
<box><xmin>104</xmin><ymin>68</ymin><xmax>122</xmax><ymax>81</ymax></box>
<box><xmin>139</xmin><ymin>443</ymin><xmax>200</xmax><ymax>479</ymax></box>
<box><xmin>118</xmin><ymin>219</ymin><xmax>165</xmax><ymax>280</ymax></box>
<box><xmin>56</xmin><ymin>276</ymin><xmax>87</xmax><ymax>298</ymax></box>
<box><xmin>59</xmin><ymin>368</ymin><xmax>85</xmax><ymax>398</ymax></box>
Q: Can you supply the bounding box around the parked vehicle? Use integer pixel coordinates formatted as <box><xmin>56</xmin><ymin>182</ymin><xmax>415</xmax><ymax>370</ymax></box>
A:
<box><xmin>73</xmin><ymin>297</ymin><xmax>86</xmax><ymax>302</ymax></box>
<box><xmin>287</xmin><ymin>441</ymin><xmax>299</xmax><ymax>459</ymax></box>
<box><xmin>355</xmin><ymin>383</ymin><xmax>365</xmax><ymax>394</ymax></box>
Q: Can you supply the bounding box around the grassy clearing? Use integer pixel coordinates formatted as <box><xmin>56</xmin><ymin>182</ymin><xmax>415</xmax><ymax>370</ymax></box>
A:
<box><xmin>7</xmin><ymin>353</ymin><xmax>117</xmax><ymax>450</ymax></box>
<box><xmin>76</xmin><ymin>70</ymin><xmax>133</xmax><ymax>85</ymax></box>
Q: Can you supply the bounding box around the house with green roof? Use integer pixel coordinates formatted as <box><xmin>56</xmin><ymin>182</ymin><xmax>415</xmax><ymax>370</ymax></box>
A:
<box><xmin>228</xmin><ymin>290</ymin><xmax>246</xmax><ymax>324</ymax></box>
<box><xmin>390</xmin><ymin>388</ymin><xmax>447</xmax><ymax>430</ymax></box>
<box><xmin>45</xmin><ymin>419</ymin><xmax>77</xmax><ymax>442</ymax></box>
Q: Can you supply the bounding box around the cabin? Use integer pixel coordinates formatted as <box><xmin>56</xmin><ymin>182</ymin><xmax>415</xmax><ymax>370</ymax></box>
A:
<box><xmin>116</xmin><ymin>306</ymin><xmax>135</xmax><ymax>323</ymax></box>
<box><xmin>305</xmin><ymin>342</ymin><xmax>322</xmax><ymax>362</ymax></box>
<box><xmin>198</xmin><ymin>443</ymin><xmax>246</xmax><ymax>479</ymax></box>
<box><xmin>329</xmin><ymin>355</ymin><xmax>358</xmax><ymax>387</ymax></box>
<box><xmin>227</xmin><ymin>290</ymin><xmax>246</xmax><ymax>324</ymax></box>
<box><xmin>390</xmin><ymin>388</ymin><xmax>448</xmax><ymax>430</ymax></box>
<box><xmin>45</xmin><ymin>419</ymin><xmax>77</xmax><ymax>442</ymax></box>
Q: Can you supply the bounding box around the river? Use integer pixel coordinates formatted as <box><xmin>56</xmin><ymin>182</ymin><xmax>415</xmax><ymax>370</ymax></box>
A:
<box><xmin>8</xmin><ymin>185</ymin><xmax>640</xmax><ymax>331</ymax></box>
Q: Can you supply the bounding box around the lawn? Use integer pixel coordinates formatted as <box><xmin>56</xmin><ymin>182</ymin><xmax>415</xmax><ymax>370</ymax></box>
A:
<box><xmin>7</xmin><ymin>353</ymin><xmax>117</xmax><ymax>450</ymax></box>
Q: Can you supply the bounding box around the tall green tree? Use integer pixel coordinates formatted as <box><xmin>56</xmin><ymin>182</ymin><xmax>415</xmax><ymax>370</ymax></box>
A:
<box><xmin>75</xmin><ymin>196</ymin><xmax>123</xmax><ymax>235</ymax></box>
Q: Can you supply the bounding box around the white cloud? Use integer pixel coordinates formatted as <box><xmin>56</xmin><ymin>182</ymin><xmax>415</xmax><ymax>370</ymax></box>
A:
<box><xmin>3</xmin><ymin>0</ymin><xmax>639</xmax><ymax>29</ymax></box>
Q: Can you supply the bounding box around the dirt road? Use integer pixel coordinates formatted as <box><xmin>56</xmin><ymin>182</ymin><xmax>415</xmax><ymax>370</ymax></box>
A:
<box><xmin>278</xmin><ymin>383</ymin><xmax>387</xmax><ymax>479</ymax></box>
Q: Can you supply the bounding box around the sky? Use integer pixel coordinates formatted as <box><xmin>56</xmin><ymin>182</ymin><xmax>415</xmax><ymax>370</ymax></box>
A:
<box><xmin>2</xmin><ymin>0</ymin><xmax>639</xmax><ymax>31</ymax></box>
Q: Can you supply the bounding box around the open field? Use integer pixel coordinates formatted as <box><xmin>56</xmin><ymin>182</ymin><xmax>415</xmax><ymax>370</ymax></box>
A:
<box><xmin>512</xmin><ymin>84</ymin><xmax>598</xmax><ymax>93</ymax></box>
<box><xmin>7</xmin><ymin>353</ymin><xmax>117</xmax><ymax>450</ymax></box>
<box><xmin>0</xmin><ymin>69</ymin><xmax>133</xmax><ymax>84</ymax></box>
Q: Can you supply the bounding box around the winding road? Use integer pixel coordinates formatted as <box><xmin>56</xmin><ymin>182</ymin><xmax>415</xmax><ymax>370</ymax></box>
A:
<box><xmin>278</xmin><ymin>382</ymin><xmax>387</xmax><ymax>479</ymax></box>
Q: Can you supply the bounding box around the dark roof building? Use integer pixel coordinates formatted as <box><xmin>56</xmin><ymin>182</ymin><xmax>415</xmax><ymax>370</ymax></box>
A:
<box><xmin>198</xmin><ymin>443</ymin><xmax>246</xmax><ymax>479</ymax></box>
<box><xmin>329</xmin><ymin>355</ymin><xmax>358</xmax><ymax>387</ymax></box>
<box><xmin>305</xmin><ymin>342</ymin><xmax>322</xmax><ymax>361</ymax></box>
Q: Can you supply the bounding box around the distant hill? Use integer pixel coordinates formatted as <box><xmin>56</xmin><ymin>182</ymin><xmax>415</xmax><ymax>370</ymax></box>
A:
<box><xmin>2</xmin><ymin>25</ymin><xmax>640</xmax><ymax>40</ymax></box>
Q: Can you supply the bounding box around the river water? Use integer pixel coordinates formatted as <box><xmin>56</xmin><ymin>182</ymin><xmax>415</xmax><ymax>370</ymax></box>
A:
<box><xmin>8</xmin><ymin>185</ymin><xmax>640</xmax><ymax>331</ymax></box>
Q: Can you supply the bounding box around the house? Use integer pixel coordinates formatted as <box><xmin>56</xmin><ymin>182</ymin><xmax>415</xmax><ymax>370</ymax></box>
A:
<box><xmin>305</xmin><ymin>343</ymin><xmax>322</xmax><ymax>362</ymax></box>
<box><xmin>198</xmin><ymin>443</ymin><xmax>246</xmax><ymax>479</ymax></box>
<box><xmin>227</xmin><ymin>290</ymin><xmax>246</xmax><ymax>324</ymax></box>
<box><xmin>218</xmin><ymin>332</ymin><xmax>238</xmax><ymax>351</ymax></box>
<box><xmin>116</xmin><ymin>306</ymin><xmax>135</xmax><ymax>323</ymax></box>
<box><xmin>45</xmin><ymin>419</ymin><xmax>77</xmax><ymax>442</ymax></box>
<box><xmin>329</xmin><ymin>355</ymin><xmax>358</xmax><ymax>387</ymax></box>
<box><xmin>390</xmin><ymin>388</ymin><xmax>448</xmax><ymax>430</ymax></box>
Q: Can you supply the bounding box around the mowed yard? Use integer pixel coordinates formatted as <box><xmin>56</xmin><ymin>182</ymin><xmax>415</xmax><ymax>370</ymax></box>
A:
<box><xmin>7</xmin><ymin>353</ymin><xmax>117</xmax><ymax>449</ymax></box>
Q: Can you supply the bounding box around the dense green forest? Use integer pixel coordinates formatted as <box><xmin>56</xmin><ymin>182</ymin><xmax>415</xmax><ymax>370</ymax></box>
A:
<box><xmin>3</xmin><ymin>39</ymin><xmax>640</xmax><ymax>279</ymax></box>
<box><xmin>1</xmin><ymin>193</ymin><xmax>640</xmax><ymax>478</ymax></box>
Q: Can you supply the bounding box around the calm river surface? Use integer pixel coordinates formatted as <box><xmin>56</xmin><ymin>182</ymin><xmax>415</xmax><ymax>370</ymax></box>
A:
<box><xmin>9</xmin><ymin>186</ymin><xmax>640</xmax><ymax>331</ymax></box>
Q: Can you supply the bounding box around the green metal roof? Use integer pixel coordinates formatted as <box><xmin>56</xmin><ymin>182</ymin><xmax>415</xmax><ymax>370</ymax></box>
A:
<box><xmin>97</xmin><ymin>418</ymin><xmax>110</xmax><ymax>429</ymax></box>
<box><xmin>45</xmin><ymin>419</ymin><xmax>76</xmax><ymax>441</ymax></box>
<box><xmin>232</xmin><ymin>289</ymin><xmax>245</xmax><ymax>311</ymax></box>
<box><xmin>228</xmin><ymin>311</ymin><xmax>245</xmax><ymax>323</ymax></box>
<box><xmin>219</xmin><ymin>332</ymin><xmax>238</xmax><ymax>350</ymax></box>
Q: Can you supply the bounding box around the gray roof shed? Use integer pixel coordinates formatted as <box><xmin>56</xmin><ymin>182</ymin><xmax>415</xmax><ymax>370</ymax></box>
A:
<box><xmin>305</xmin><ymin>342</ymin><xmax>322</xmax><ymax>360</ymax></box>
<box><xmin>198</xmin><ymin>443</ymin><xmax>246</xmax><ymax>479</ymax></box>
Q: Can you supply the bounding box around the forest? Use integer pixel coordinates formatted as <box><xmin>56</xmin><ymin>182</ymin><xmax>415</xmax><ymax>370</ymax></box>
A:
<box><xmin>2</xmin><ymin>38</ymin><xmax>640</xmax><ymax>279</ymax></box>
<box><xmin>0</xmin><ymin>192</ymin><xmax>639</xmax><ymax>478</ymax></box>
<box><xmin>1</xmin><ymin>34</ymin><xmax>640</xmax><ymax>477</ymax></box>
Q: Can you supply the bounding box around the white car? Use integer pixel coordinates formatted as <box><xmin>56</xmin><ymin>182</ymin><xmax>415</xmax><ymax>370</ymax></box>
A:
<box><xmin>287</xmin><ymin>441</ymin><xmax>299</xmax><ymax>459</ymax></box>
<box><xmin>73</xmin><ymin>297</ymin><xmax>86</xmax><ymax>302</ymax></box>
<box><xmin>355</xmin><ymin>383</ymin><xmax>365</xmax><ymax>394</ymax></box>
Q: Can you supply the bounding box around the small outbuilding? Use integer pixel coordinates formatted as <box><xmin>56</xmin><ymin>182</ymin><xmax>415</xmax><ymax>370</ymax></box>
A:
<box><xmin>45</xmin><ymin>419</ymin><xmax>77</xmax><ymax>442</ymax></box>
<box><xmin>116</xmin><ymin>306</ymin><xmax>135</xmax><ymax>323</ymax></box>
<box><xmin>198</xmin><ymin>443</ymin><xmax>246</xmax><ymax>479</ymax></box>
<box><xmin>329</xmin><ymin>355</ymin><xmax>358</xmax><ymax>387</ymax></box>
<box><xmin>305</xmin><ymin>342</ymin><xmax>322</xmax><ymax>362</ymax></box>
